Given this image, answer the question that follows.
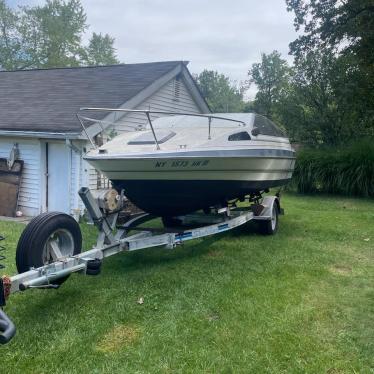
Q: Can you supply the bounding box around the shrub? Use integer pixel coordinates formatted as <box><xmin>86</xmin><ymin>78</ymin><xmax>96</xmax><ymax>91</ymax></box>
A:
<box><xmin>292</xmin><ymin>140</ymin><xmax>374</xmax><ymax>197</ymax></box>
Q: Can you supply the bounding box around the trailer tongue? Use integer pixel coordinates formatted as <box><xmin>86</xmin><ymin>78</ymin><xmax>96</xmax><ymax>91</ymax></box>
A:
<box><xmin>0</xmin><ymin>187</ymin><xmax>281</xmax><ymax>344</ymax></box>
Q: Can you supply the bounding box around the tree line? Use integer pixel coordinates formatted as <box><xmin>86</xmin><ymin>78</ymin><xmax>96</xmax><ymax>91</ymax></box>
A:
<box><xmin>1</xmin><ymin>0</ymin><xmax>372</xmax><ymax>146</ymax></box>
<box><xmin>0</xmin><ymin>0</ymin><xmax>118</xmax><ymax>70</ymax></box>
<box><xmin>197</xmin><ymin>1</ymin><xmax>374</xmax><ymax>146</ymax></box>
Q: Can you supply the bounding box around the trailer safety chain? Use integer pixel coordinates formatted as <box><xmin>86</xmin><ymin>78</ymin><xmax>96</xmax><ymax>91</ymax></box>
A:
<box><xmin>0</xmin><ymin>235</ymin><xmax>6</xmax><ymax>270</ymax></box>
<box><xmin>0</xmin><ymin>276</ymin><xmax>11</xmax><ymax>307</ymax></box>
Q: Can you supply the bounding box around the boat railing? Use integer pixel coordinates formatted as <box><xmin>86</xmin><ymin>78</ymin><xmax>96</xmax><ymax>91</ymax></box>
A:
<box><xmin>76</xmin><ymin>107</ymin><xmax>247</xmax><ymax>150</ymax></box>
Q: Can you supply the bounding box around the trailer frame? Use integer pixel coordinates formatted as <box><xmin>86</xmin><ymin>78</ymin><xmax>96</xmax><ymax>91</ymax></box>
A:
<box><xmin>0</xmin><ymin>187</ymin><xmax>281</xmax><ymax>344</ymax></box>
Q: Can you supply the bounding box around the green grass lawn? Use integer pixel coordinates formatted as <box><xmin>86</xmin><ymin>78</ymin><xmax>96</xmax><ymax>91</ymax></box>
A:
<box><xmin>0</xmin><ymin>193</ymin><xmax>373</xmax><ymax>373</ymax></box>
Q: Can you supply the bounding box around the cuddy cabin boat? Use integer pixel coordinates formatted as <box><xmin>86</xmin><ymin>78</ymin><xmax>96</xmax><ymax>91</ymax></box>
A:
<box><xmin>82</xmin><ymin>109</ymin><xmax>296</xmax><ymax>217</ymax></box>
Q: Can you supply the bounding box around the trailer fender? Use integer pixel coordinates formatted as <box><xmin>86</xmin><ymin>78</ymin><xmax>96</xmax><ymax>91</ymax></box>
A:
<box><xmin>260</xmin><ymin>196</ymin><xmax>280</xmax><ymax>217</ymax></box>
<box><xmin>254</xmin><ymin>196</ymin><xmax>280</xmax><ymax>235</ymax></box>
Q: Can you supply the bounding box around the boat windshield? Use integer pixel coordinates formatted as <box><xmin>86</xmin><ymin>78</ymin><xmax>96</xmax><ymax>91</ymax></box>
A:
<box><xmin>254</xmin><ymin>115</ymin><xmax>285</xmax><ymax>137</ymax></box>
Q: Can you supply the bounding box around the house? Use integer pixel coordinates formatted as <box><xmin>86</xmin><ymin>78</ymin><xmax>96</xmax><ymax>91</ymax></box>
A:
<box><xmin>0</xmin><ymin>61</ymin><xmax>210</xmax><ymax>217</ymax></box>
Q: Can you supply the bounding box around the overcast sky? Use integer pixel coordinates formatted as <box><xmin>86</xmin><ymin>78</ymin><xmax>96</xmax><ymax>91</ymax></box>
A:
<box><xmin>9</xmin><ymin>0</ymin><xmax>298</xmax><ymax>99</ymax></box>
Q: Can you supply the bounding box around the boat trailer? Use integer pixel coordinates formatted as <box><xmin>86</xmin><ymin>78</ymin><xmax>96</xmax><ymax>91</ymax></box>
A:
<box><xmin>0</xmin><ymin>187</ymin><xmax>282</xmax><ymax>344</ymax></box>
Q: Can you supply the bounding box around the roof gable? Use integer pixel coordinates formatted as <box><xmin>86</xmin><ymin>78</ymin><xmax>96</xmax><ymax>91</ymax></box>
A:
<box><xmin>0</xmin><ymin>61</ymin><xmax>189</xmax><ymax>134</ymax></box>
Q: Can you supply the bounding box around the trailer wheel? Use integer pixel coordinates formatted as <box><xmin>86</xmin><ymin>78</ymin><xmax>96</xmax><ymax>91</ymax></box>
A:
<box><xmin>258</xmin><ymin>204</ymin><xmax>279</xmax><ymax>235</ymax></box>
<box><xmin>16</xmin><ymin>212</ymin><xmax>82</xmax><ymax>284</ymax></box>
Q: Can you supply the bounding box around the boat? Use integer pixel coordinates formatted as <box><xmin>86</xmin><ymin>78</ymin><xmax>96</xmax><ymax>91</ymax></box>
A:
<box><xmin>81</xmin><ymin>109</ymin><xmax>296</xmax><ymax>217</ymax></box>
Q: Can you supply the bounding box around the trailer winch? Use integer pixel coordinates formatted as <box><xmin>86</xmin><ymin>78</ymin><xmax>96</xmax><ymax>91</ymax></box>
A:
<box><xmin>0</xmin><ymin>187</ymin><xmax>282</xmax><ymax>344</ymax></box>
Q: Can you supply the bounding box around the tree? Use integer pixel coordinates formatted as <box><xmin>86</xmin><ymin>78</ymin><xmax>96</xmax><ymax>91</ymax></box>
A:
<box><xmin>286</xmin><ymin>0</ymin><xmax>374</xmax><ymax>140</ymax></box>
<box><xmin>286</xmin><ymin>0</ymin><xmax>374</xmax><ymax>63</ymax></box>
<box><xmin>265</xmin><ymin>49</ymin><xmax>374</xmax><ymax>146</ymax></box>
<box><xmin>280</xmin><ymin>51</ymin><xmax>342</xmax><ymax>145</ymax></box>
<box><xmin>85</xmin><ymin>32</ymin><xmax>119</xmax><ymax>66</ymax></box>
<box><xmin>247</xmin><ymin>49</ymin><xmax>363</xmax><ymax>145</ymax></box>
<box><xmin>21</xmin><ymin>0</ymin><xmax>87</xmax><ymax>68</ymax></box>
<box><xmin>0</xmin><ymin>0</ymin><xmax>119</xmax><ymax>70</ymax></box>
<box><xmin>248</xmin><ymin>51</ymin><xmax>290</xmax><ymax>119</ymax></box>
<box><xmin>0</xmin><ymin>0</ymin><xmax>23</xmax><ymax>70</ymax></box>
<box><xmin>195</xmin><ymin>70</ymin><xmax>245</xmax><ymax>112</ymax></box>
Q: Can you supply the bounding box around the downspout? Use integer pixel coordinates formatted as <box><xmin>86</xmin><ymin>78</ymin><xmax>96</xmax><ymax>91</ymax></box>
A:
<box><xmin>66</xmin><ymin>139</ymin><xmax>83</xmax><ymax>221</ymax></box>
<box><xmin>45</xmin><ymin>143</ymin><xmax>49</xmax><ymax>211</ymax></box>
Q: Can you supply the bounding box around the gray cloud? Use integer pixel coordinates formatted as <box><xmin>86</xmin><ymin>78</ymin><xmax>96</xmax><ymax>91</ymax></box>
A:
<box><xmin>10</xmin><ymin>0</ymin><xmax>298</xmax><ymax>99</ymax></box>
<box><xmin>81</xmin><ymin>0</ymin><xmax>298</xmax><ymax>98</ymax></box>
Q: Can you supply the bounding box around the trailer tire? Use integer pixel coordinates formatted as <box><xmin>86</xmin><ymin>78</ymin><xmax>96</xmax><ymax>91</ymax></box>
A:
<box><xmin>258</xmin><ymin>204</ymin><xmax>279</xmax><ymax>235</ymax></box>
<box><xmin>16</xmin><ymin>212</ymin><xmax>82</xmax><ymax>285</ymax></box>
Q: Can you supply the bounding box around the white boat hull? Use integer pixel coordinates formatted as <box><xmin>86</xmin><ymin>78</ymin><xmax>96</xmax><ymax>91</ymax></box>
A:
<box><xmin>86</xmin><ymin>150</ymin><xmax>295</xmax><ymax>216</ymax></box>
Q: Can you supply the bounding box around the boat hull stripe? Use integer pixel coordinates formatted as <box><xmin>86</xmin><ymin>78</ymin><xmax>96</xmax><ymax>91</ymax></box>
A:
<box><xmin>85</xmin><ymin>148</ymin><xmax>296</xmax><ymax>160</ymax></box>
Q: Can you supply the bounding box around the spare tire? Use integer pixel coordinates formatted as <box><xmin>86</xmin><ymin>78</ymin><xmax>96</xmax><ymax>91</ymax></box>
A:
<box><xmin>16</xmin><ymin>212</ymin><xmax>82</xmax><ymax>285</ymax></box>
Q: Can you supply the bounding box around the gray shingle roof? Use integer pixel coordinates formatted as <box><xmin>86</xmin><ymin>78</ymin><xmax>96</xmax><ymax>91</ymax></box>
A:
<box><xmin>0</xmin><ymin>61</ymin><xmax>183</xmax><ymax>133</ymax></box>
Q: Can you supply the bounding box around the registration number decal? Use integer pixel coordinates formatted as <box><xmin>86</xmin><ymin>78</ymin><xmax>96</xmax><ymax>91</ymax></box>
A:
<box><xmin>155</xmin><ymin>160</ymin><xmax>210</xmax><ymax>168</ymax></box>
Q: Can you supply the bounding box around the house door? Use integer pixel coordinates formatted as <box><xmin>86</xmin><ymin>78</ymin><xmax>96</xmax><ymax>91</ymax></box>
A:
<box><xmin>47</xmin><ymin>142</ymin><xmax>70</xmax><ymax>213</ymax></box>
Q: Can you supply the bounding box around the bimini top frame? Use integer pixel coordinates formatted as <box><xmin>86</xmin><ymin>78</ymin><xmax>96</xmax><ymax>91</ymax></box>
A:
<box><xmin>76</xmin><ymin>107</ymin><xmax>247</xmax><ymax>150</ymax></box>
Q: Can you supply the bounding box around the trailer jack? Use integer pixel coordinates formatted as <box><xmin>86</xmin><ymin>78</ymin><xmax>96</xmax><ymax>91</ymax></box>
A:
<box><xmin>0</xmin><ymin>278</ymin><xmax>16</xmax><ymax>344</ymax></box>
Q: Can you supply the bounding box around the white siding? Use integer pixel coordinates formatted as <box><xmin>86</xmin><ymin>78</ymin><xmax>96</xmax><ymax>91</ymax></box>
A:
<box><xmin>0</xmin><ymin>137</ymin><xmax>41</xmax><ymax>216</ymax></box>
<box><xmin>85</xmin><ymin>142</ymin><xmax>98</xmax><ymax>190</ymax></box>
<box><xmin>88</xmin><ymin>166</ymin><xmax>98</xmax><ymax>190</ymax></box>
<box><xmin>88</xmin><ymin>161</ymin><xmax>111</xmax><ymax>191</ymax></box>
<box><xmin>112</xmin><ymin>77</ymin><xmax>202</xmax><ymax>133</ymax></box>
<box><xmin>86</xmin><ymin>142</ymin><xmax>111</xmax><ymax>191</ymax></box>
<box><xmin>68</xmin><ymin>140</ymin><xmax>96</xmax><ymax>217</ymax></box>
